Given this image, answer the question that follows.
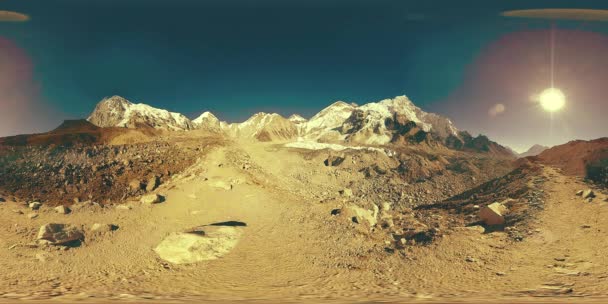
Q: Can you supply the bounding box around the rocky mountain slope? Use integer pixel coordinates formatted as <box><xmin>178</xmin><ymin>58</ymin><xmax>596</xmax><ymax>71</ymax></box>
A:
<box><xmin>536</xmin><ymin>138</ymin><xmax>608</xmax><ymax>186</ymax></box>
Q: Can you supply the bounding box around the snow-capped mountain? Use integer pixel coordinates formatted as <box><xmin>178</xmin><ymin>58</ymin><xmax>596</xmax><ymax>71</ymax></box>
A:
<box><xmin>302</xmin><ymin>96</ymin><xmax>458</xmax><ymax>145</ymax></box>
<box><xmin>87</xmin><ymin>96</ymin><xmax>193</xmax><ymax>131</ymax></box>
<box><xmin>192</xmin><ymin>111</ymin><xmax>221</xmax><ymax>130</ymax></box>
<box><xmin>227</xmin><ymin>112</ymin><xmax>298</xmax><ymax>142</ymax></box>
<box><xmin>304</xmin><ymin>101</ymin><xmax>357</xmax><ymax>141</ymax></box>
<box><xmin>83</xmin><ymin>94</ymin><xmax>511</xmax><ymax>156</ymax></box>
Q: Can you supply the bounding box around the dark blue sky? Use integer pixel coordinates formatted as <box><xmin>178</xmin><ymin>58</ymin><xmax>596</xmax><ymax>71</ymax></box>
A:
<box><xmin>1</xmin><ymin>0</ymin><xmax>608</xmax><ymax>150</ymax></box>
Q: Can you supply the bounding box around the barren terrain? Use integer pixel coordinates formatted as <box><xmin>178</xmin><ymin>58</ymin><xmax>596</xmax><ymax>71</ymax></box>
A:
<box><xmin>0</xmin><ymin>130</ymin><xmax>607</xmax><ymax>303</ymax></box>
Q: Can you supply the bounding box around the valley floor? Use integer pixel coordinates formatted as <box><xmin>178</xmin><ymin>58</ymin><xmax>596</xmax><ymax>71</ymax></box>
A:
<box><xmin>0</xmin><ymin>140</ymin><xmax>607</xmax><ymax>303</ymax></box>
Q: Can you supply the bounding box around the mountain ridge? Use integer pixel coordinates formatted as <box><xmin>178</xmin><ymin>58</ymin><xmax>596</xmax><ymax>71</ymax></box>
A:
<box><xmin>83</xmin><ymin>95</ymin><xmax>513</xmax><ymax>156</ymax></box>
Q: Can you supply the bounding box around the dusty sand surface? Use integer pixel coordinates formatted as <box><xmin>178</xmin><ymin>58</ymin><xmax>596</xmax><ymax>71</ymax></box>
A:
<box><xmin>0</xmin><ymin>138</ymin><xmax>607</xmax><ymax>303</ymax></box>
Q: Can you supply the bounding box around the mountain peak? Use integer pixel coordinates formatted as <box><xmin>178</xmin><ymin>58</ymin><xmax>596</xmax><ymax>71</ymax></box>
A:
<box><xmin>87</xmin><ymin>96</ymin><xmax>192</xmax><ymax>130</ymax></box>
<box><xmin>288</xmin><ymin>114</ymin><xmax>307</xmax><ymax>124</ymax></box>
<box><xmin>192</xmin><ymin>111</ymin><xmax>220</xmax><ymax>130</ymax></box>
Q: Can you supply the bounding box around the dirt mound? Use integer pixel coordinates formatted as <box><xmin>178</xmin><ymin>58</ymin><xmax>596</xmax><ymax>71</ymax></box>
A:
<box><xmin>0</xmin><ymin>120</ymin><xmax>159</xmax><ymax>147</ymax></box>
<box><xmin>536</xmin><ymin>138</ymin><xmax>608</xmax><ymax>185</ymax></box>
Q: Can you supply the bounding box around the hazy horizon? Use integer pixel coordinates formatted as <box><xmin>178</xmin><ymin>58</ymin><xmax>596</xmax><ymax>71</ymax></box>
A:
<box><xmin>1</xmin><ymin>0</ymin><xmax>607</xmax><ymax>152</ymax></box>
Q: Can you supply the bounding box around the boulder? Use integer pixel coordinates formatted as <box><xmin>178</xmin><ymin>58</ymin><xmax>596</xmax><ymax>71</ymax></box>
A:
<box><xmin>479</xmin><ymin>202</ymin><xmax>508</xmax><ymax>225</ymax></box>
<box><xmin>582</xmin><ymin>189</ymin><xmax>595</xmax><ymax>199</ymax></box>
<box><xmin>154</xmin><ymin>226</ymin><xmax>243</xmax><ymax>264</ymax></box>
<box><xmin>37</xmin><ymin>224</ymin><xmax>84</xmax><ymax>245</ymax></box>
<box><xmin>29</xmin><ymin>202</ymin><xmax>42</xmax><ymax>210</ymax></box>
<box><xmin>141</xmin><ymin>193</ymin><xmax>163</xmax><ymax>205</ymax></box>
<box><xmin>146</xmin><ymin>176</ymin><xmax>160</xmax><ymax>192</ymax></box>
<box><xmin>54</xmin><ymin>205</ymin><xmax>71</xmax><ymax>214</ymax></box>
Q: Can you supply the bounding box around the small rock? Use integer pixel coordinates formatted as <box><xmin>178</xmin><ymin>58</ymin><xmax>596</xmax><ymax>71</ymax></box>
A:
<box><xmin>115</xmin><ymin>204</ymin><xmax>132</xmax><ymax>211</ymax></box>
<box><xmin>209</xmin><ymin>180</ymin><xmax>232</xmax><ymax>191</ymax></box>
<box><xmin>27</xmin><ymin>213</ymin><xmax>39</xmax><ymax>219</ymax></box>
<box><xmin>465</xmin><ymin>256</ymin><xmax>477</xmax><ymax>263</ymax></box>
<box><xmin>128</xmin><ymin>179</ymin><xmax>143</xmax><ymax>192</ymax></box>
<box><xmin>466</xmin><ymin>225</ymin><xmax>486</xmax><ymax>234</ymax></box>
<box><xmin>575</xmin><ymin>190</ymin><xmax>584</xmax><ymax>196</ymax></box>
<box><xmin>141</xmin><ymin>194</ymin><xmax>163</xmax><ymax>205</ymax></box>
<box><xmin>0</xmin><ymin>197</ymin><xmax>5</xmax><ymax>203</ymax></box>
<box><xmin>54</xmin><ymin>206</ymin><xmax>71</xmax><ymax>214</ymax></box>
<box><xmin>496</xmin><ymin>272</ymin><xmax>506</xmax><ymax>276</ymax></box>
<box><xmin>29</xmin><ymin>202</ymin><xmax>42</xmax><ymax>210</ymax></box>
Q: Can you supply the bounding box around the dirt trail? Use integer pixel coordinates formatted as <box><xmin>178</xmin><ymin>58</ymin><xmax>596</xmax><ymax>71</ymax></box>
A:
<box><xmin>1</xmin><ymin>142</ymin><xmax>608</xmax><ymax>303</ymax></box>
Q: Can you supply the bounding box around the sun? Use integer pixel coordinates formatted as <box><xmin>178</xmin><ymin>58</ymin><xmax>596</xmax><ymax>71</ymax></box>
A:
<box><xmin>539</xmin><ymin>87</ymin><xmax>566</xmax><ymax>112</ymax></box>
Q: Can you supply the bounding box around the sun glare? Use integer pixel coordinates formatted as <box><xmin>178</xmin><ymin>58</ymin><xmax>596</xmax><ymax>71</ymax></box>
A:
<box><xmin>539</xmin><ymin>87</ymin><xmax>566</xmax><ymax>112</ymax></box>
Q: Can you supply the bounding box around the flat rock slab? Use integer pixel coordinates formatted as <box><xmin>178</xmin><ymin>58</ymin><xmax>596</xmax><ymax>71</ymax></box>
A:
<box><xmin>154</xmin><ymin>226</ymin><xmax>243</xmax><ymax>264</ymax></box>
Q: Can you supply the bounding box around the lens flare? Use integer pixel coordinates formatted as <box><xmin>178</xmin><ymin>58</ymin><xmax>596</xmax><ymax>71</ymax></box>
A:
<box><xmin>539</xmin><ymin>88</ymin><xmax>566</xmax><ymax>112</ymax></box>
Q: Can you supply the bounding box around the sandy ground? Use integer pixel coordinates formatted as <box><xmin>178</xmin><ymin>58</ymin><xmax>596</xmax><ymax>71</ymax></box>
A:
<box><xmin>0</xmin><ymin>140</ymin><xmax>607</xmax><ymax>303</ymax></box>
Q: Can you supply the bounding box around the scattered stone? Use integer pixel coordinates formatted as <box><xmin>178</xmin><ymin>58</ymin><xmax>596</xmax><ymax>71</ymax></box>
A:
<box><xmin>575</xmin><ymin>190</ymin><xmax>584</xmax><ymax>196</ymax></box>
<box><xmin>91</xmin><ymin>223</ymin><xmax>117</xmax><ymax>233</ymax></box>
<box><xmin>324</xmin><ymin>154</ymin><xmax>345</xmax><ymax>167</ymax></box>
<box><xmin>141</xmin><ymin>194</ymin><xmax>163</xmax><ymax>205</ymax></box>
<box><xmin>27</xmin><ymin>213</ymin><xmax>39</xmax><ymax>219</ymax></box>
<box><xmin>466</xmin><ymin>225</ymin><xmax>486</xmax><ymax>234</ymax></box>
<box><xmin>465</xmin><ymin>256</ymin><xmax>477</xmax><ymax>263</ymax></box>
<box><xmin>146</xmin><ymin>176</ymin><xmax>160</xmax><ymax>192</ymax></box>
<box><xmin>37</xmin><ymin>224</ymin><xmax>84</xmax><ymax>245</ymax></box>
<box><xmin>339</xmin><ymin>188</ymin><xmax>353</xmax><ymax>198</ymax></box>
<box><xmin>115</xmin><ymin>204</ymin><xmax>132</xmax><ymax>211</ymax></box>
<box><xmin>496</xmin><ymin>272</ymin><xmax>506</xmax><ymax>276</ymax></box>
<box><xmin>330</xmin><ymin>209</ymin><xmax>341</xmax><ymax>216</ymax></box>
<box><xmin>0</xmin><ymin>197</ymin><xmax>5</xmax><ymax>203</ymax></box>
<box><xmin>581</xmin><ymin>224</ymin><xmax>592</xmax><ymax>229</ymax></box>
<box><xmin>345</xmin><ymin>204</ymin><xmax>379</xmax><ymax>227</ymax></box>
<box><xmin>582</xmin><ymin>189</ymin><xmax>595</xmax><ymax>199</ymax></box>
<box><xmin>29</xmin><ymin>202</ymin><xmax>42</xmax><ymax>210</ymax></box>
<box><xmin>54</xmin><ymin>205</ymin><xmax>71</xmax><ymax>214</ymax></box>
<box><xmin>479</xmin><ymin>202</ymin><xmax>508</xmax><ymax>226</ymax></box>
<box><xmin>554</xmin><ymin>257</ymin><xmax>567</xmax><ymax>262</ymax></box>
<box><xmin>128</xmin><ymin>179</ymin><xmax>143</xmax><ymax>192</ymax></box>
<box><xmin>209</xmin><ymin>180</ymin><xmax>232</xmax><ymax>191</ymax></box>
